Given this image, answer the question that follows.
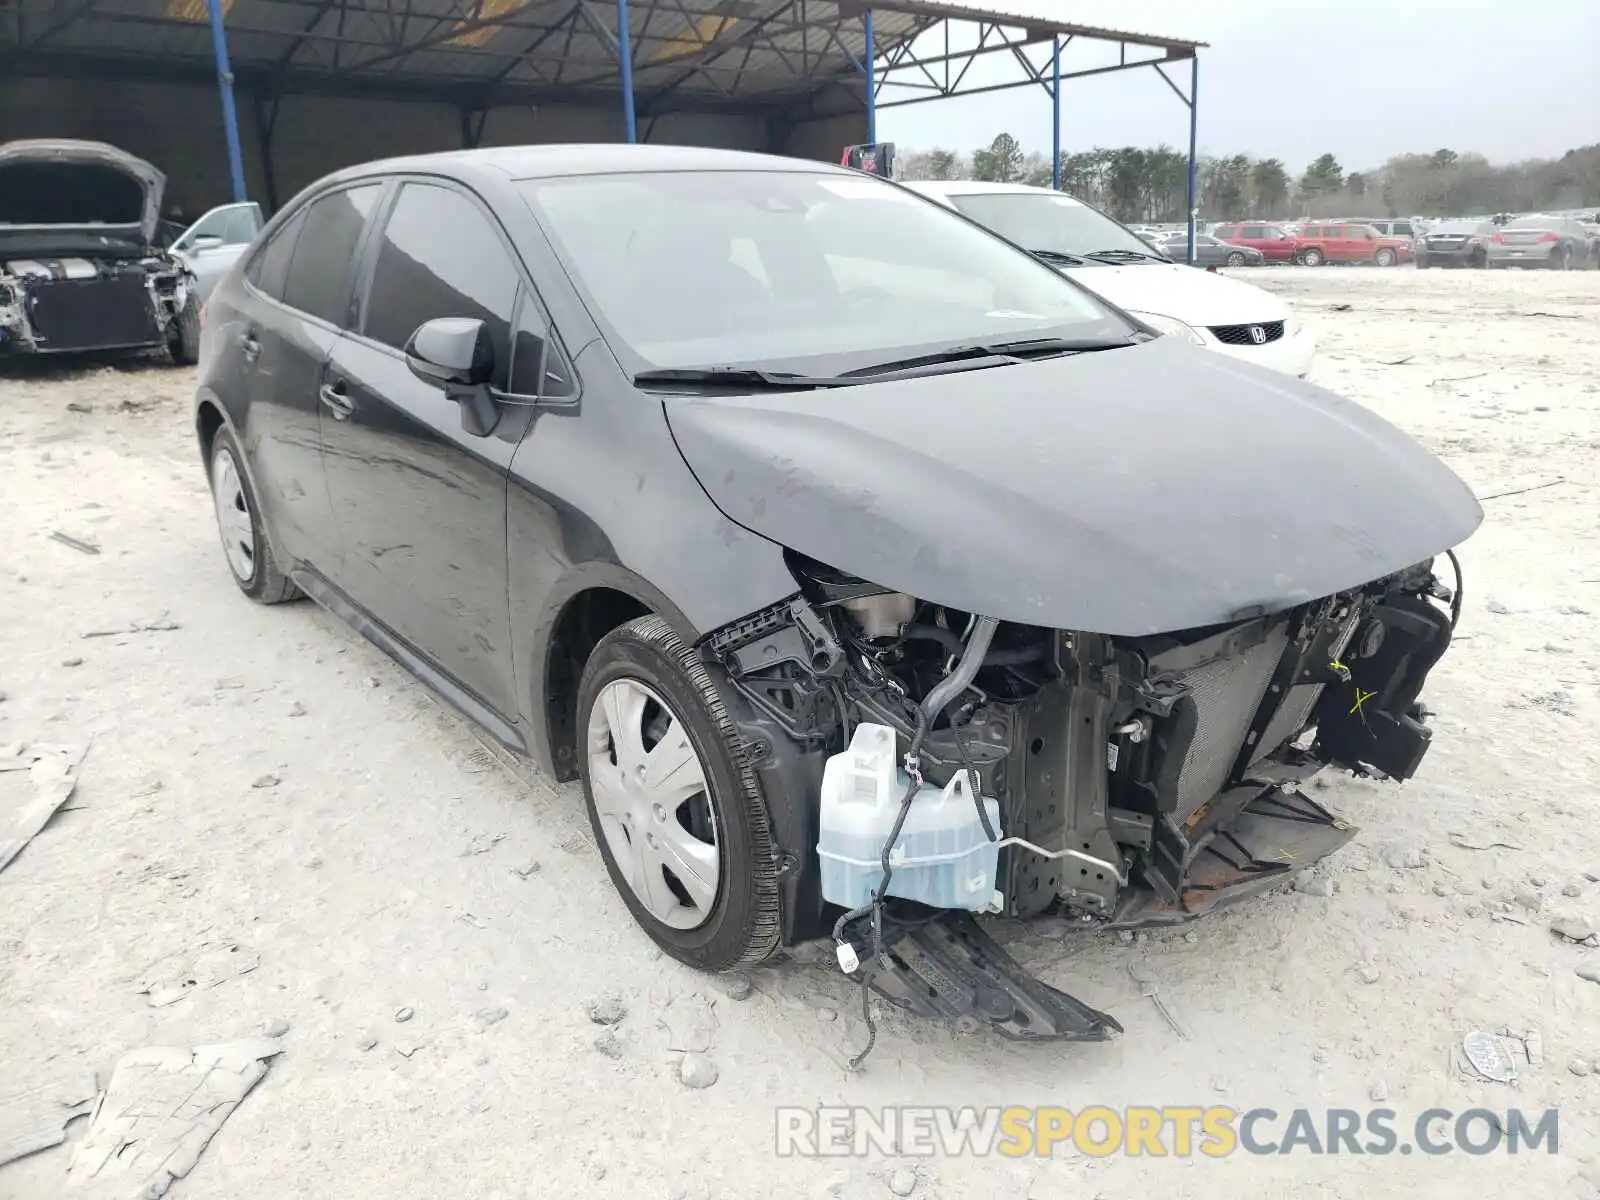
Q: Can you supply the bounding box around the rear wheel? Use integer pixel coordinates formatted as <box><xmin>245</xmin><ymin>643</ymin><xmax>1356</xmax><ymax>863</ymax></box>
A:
<box><xmin>577</xmin><ymin>615</ymin><xmax>781</xmax><ymax>971</ymax></box>
<box><xmin>1225</xmin><ymin>251</ymin><xmax>1246</xmax><ymax>267</ymax></box>
<box><xmin>1299</xmin><ymin>247</ymin><xmax>1324</xmax><ymax>267</ymax></box>
<box><xmin>1550</xmin><ymin>245</ymin><xmax>1572</xmax><ymax>271</ymax></box>
<box><xmin>208</xmin><ymin>427</ymin><xmax>300</xmax><ymax>604</ymax></box>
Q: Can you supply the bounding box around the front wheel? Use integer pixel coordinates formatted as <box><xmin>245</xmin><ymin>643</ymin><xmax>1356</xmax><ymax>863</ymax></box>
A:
<box><xmin>1225</xmin><ymin>251</ymin><xmax>1246</xmax><ymax>267</ymax></box>
<box><xmin>1299</xmin><ymin>248</ymin><xmax>1324</xmax><ymax>267</ymax></box>
<box><xmin>1375</xmin><ymin>248</ymin><xmax>1397</xmax><ymax>267</ymax></box>
<box><xmin>577</xmin><ymin>615</ymin><xmax>781</xmax><ymax>971</ymax></box>
<box><xmin>169</xmin><ymin>294</ymin><xmax>201</xmax><ymax>366</ymax></box>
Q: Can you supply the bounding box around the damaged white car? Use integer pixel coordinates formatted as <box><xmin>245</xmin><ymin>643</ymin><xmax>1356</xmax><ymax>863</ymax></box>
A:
<box><xmin>0</xmin><ymin>139</ymin><xmax>200</xmax><ymax>363</ymax></box>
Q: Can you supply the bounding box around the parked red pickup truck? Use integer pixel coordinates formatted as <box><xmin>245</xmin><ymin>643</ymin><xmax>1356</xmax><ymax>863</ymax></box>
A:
<box><xmin>1289</xmin><ymin>222</ymin><xmax>1413</xmax><ymax>267</ymax></box>
<box><xmin>1212</xmin><ymin>223</ymin><xmax>1300</xmax><ymax>263</ymax></box>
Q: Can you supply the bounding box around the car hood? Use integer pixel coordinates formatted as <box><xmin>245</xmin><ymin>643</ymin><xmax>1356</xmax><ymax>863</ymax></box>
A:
<box><xmin>1061</xmin><ymin>262</ymin><xmax>1288</xmax><ymax>326</ymax></box>
<box><xmin>665</xmin><ymin>337</ymin><xmax>1481</xmax><ymax>635</ymax></box>
<box><xmin>0</xmin><ymin>139</ymin><xmax>166</xmax><ymax>244</ymax></box>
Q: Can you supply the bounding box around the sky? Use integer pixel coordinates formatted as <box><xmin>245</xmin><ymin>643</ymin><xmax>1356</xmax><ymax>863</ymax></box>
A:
<box><xmin>879</xmin><ymin>0</ymin><xmax>1598</xmax><ymax>173</ymax></box>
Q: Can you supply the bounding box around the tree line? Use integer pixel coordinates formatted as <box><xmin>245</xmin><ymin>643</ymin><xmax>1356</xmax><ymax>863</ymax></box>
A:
<box><xmin>898</xmin><ymin>136</ymin><xmax>1600</xmax><ymax>224</ymax></box>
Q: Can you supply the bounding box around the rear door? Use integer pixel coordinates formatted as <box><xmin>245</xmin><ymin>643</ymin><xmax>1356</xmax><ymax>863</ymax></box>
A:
<box><xmin>230</xmin><ymin>183</ymin><xmax>382</xmax><ymax>572</ymax></box>
<box><xmin>319</xmin><ymin>178</ymin><xmax>530</xmax><ymax>720</ymax></box>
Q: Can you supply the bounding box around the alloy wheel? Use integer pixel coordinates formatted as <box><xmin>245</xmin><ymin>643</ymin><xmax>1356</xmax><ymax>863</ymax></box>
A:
<box><xmin>586</xmin><ymin>678</ymin><xmax>720</xmax><ymax>930</ymax></box>
<box><xmin>211</xmin><ymin>447</ymin><xmax>256</xmax><ymax>583</ymax></box>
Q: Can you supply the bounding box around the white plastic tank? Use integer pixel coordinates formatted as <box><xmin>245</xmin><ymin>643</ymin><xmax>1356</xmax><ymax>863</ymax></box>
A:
<box><xmin>817</xmin><ymin>722</ymin><xmax>1002</xmax><ymax>912</ymax></box>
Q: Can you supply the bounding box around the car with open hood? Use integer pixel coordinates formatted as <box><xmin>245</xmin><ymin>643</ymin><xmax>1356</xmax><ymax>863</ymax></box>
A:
<box><xmin>193</xmin><ymin>145</ymin><xmax>1479</xmax><ymax>1046</ymax></box>
<box><xmin>0</xmin><ymin>139</ymin><xmax>200</xmax><ymax>362</ymax></box>
<box><xmin>905</xmin><ymin>180</ymin><xmax>1315</xmax><ymax>379</ymax></box>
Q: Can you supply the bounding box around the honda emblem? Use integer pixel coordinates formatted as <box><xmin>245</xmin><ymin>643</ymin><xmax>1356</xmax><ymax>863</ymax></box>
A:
<box><xmin>1248</xmin><ymin>325</ymin><xmax>1267</xmax><ymax>344</ymax></box>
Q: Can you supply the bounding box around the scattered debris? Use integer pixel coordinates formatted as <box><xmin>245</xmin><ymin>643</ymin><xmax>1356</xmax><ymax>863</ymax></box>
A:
<box><xmin>1379</xmin><ymin>355</ymin><xmax>1416</xmax><ymax>366</ymax></box>
<box><xmin>48</xmin><ymin>530</ymin><xmax>100</xmax><ymax>555</ymax></box>
<box><xmin>262</xmin><ymin>1017</ymin><xmax>290</xmax><ymax>1038</ymax></box>
<box><xmin>1368</xmin><ymin>1081</ymin><xmax>1388</xmax><ymax>1102</ymax></box>
<box><xmin>1294</xmin><ymin>872</ymin><xmax>1335</xmax><ymax>897</ymax></box>
<box><xmin>394</xmin><ymin>1038</ymin><xmax>423</xmax><ymax>1058</ymax></box>
<box><xmin>1313</xmin><ymin>1048</ymin><xmax>1330</xmax><ymax>1064</ymax></box>
<box><xmin>1564</xmin><ymin>884</ymin><xmax>1586</xmax><ymax>898</ymax></box>
<box><xmin>0</xmin><ymin>742</ymin><xmax>89</xmax><ymax>876</ymax></box>
<box><xmin>356</xmin><ymin>1035</ymin><xmax>378</xmax><ymax>1052</ymax></box>
<box><xmin>66</xmin><ymin>401</ymin><xmax>94</xmax><ymax>414</ymax></box>
<box><xmin>660</xmin><ymin>995</ymin><xmax>718</xmax><ymax>1053</ymax></box>
<box><xmin>65</xmin><ymin>1038</ymin><xmax>281</xmax><ymax>1198</ymax></box>
<box><xmin>1462</xmin><ymin>1031</ymin><xmax>1518</xmax><ymax>1082</ymax></box>
<box><xmin>1570</xmin><ymin>1059</ymin><xmax>1591</xmax><ymax>1077</ymax></box>
<box><xmin>1378</xmin><ymin>841</ymin><xmax>1426</xmax><ymax>870</ymax></box>
<box><xmin>886</xmin><ymin>1165</ymin><xmax>918</xmax><ymax>1196</ymax></box>
<box><xmin>1577</xmin><ymin>965</ymin><xmax>1600</xmax><ymax>985</ymax></box>
<box><xmin>584</xmin><ymin>992</ymin><xmax>627</xmax><ymax>1026</ymax></box>
<box><xmin>393</xmin><ymin>1006</ymin><xmax>415</xmax><ymax>1024</ymax></box>
<box><xmin>287</xmin><ymin>700</ymin><xmax>307</xmax><ymax>717</ymax></box>
<box><xmin>251</xmin><ymin>773</ymin><xmax>280</xmax><ymax>789</ymax></box>
<box><xmin>678</xmin><ymin>1052</ymin><xmax>719</xmax><ymax>1089</ymax></box>
<box><xmin>1477</xmin><ymin>479</ymin><xmax>1570</xmax><ymax>502</ymax></box>
<box><xmin>816</xmin><ymin>1007</ymin><xmax>838</xmax><ymax>1024</ymax></box>
<box><xmin>137</xmin><ymin>941</ymin><xmax>261</xmax><ymax>1007</ymax></box>
<box><xmin>511</xmin><ymin>860</ymin><xmax>542</xmax><ymax>879</ymax></box>
<box><xmin>60</xmin><ymin>656</ymin><xmax>84</xmax><ymax>668</ymax></box>
<box><xmin>462</xmin><ymin>832</ymin><xmax>506</xmax><ymax>856</ymax></box>
<box><xmin>1514</xmin><ymin>886</ymin><xmax>1544</xmax><ymax>912</ymax></box>
<box><xmin>1329</xmin><ymin>303</ymin><xmax>1353</xmax><ymax>312</ymax></box>
<box><xmin>472</xmin><ymin>1006</ymin><xmax>508</xmax><ymax>1031</ymax></box>
<box><xmin>1429</xmin><ymin>372</ymin><xmax>1489</xmax><ymax>387</ymax></box>
<box><xmin>81</xmin><ymin>617</ymin><xmax>181</xmax><ymax>638</ymax></box>
<box><xmin>0</xmin><ymin>1072</ymin><xmax>98</xmax><ymax>1169</ymax></box>
<box><xmin>594</xmin><ymin>1030</ymin><xmax>624</xmax><ymax>1059</ymax></box>
<box><xmin>1356</xmin><ymin>964</ymin><xmax>1381</xmax><ymax>985</ymax></box>
<box><xmin>1448</xmin><ymin>829</ymin><xmax>1523</xmax><ymax>852</ymax></box>
<box><xmin>1128</xmin><ymin>962</ymin><xmax>1188</xmax><ymax>1039</ymax></box>
<box><xmin>1551</xmin><ymin>912</ymin><xmax>1598</xmax><ymax>945</ymax></box>
<box><xmin>715</xmin><ymin>972</ymin><xmax>754</xmax><ymax>1002</ymax></box>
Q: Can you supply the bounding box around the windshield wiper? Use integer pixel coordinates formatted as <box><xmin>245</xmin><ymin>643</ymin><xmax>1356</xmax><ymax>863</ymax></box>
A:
<box><xmin>1029</xmin><ymin>248</ymin><xmax>1090</xmax><ymax>267</ymax></box>
<box><xmin>633</xmin><ymin>367</ymin><xmax>851</xmax><ymax>391</ymax></box>
<box><xmin>1081</xmin><ymin>248</ymin><xmax>1165</xmax><ymax>263</ymax></box>
<box><xmin>843</xmin><ymin>336</ymin><xmax>1135</xmax><ymax>379</ymax></box>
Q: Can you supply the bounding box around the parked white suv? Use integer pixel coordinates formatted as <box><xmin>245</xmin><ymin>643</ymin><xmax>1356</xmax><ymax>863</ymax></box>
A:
<box><xmin>905</xmin><ymin>180</ymin><xmax>1316</xmax><ymax>379</ymax></box>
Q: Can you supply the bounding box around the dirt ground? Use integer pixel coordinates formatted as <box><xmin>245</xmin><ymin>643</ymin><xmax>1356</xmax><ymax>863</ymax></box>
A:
<box><xmin>1</xmin><ymin>266</ymin><xmax>1598</xmax><ymax>1200</ymax></box>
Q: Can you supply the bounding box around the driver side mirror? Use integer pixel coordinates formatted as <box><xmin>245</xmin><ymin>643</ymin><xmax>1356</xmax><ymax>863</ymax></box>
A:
<box><xmin>405</xmin><ymin>317</ymin><xmax>500</xmax><ymax>437</ymax></box>
<box><xmin>191</xmin><ymin>234</ymin><xmax>225</xmax><ymax>252</ymax></box>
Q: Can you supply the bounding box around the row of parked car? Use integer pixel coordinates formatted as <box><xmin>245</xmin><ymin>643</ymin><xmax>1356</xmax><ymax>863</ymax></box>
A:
<box><xmin>1178</xmin><ymin>214</ymin><xmax>1600</xmax><ymax>271</ymax></box>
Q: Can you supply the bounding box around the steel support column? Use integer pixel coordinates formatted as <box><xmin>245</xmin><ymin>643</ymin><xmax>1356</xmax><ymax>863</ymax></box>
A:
<box><xmin>863</xmin><ymin>8</ymin><xmax>876</xmax><ymax>144</ymax></box>
<box><xmin>615</xmin><ymin>0</ymin><xmax>637</xmax><ymax>143</ymax></box>
<box><xmin>205</xmin><ymin>0</ymin><xmax>248</xmax><ymax>203</ymax></box>
<box><xmin>1186</xmin><ymin>55</ymin><xmax>1199</xmax><ymax>265</ymax></box>
<box><xmin>1050</xmin><ymin>36</ymin><xmax>1060</xmax><ymax>190</ymax></box>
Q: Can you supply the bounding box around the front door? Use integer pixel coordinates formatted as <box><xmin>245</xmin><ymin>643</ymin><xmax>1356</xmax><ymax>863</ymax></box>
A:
<box><xmin>319</xmin><ymin>180</ymin><xmax>527</xmax><ymax>721</ymax></box>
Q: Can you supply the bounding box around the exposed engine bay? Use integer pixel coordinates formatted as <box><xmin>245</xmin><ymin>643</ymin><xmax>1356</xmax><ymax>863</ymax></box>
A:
<box><xmin>0</xmin><ymin>139</ymin><xmax>196</xmax><ymax>359</ymax></box>
<box><xmin>704</xmin><ymin>549</ymin><xmax>1462</xmax><ymax>1050</ymax></box>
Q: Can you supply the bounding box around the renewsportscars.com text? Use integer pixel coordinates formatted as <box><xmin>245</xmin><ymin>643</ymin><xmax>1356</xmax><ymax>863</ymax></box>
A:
<box><xmin>774</xmin><ymin>1106</ymin><xmax>1559</xmax><ymax>1159</ymax></box>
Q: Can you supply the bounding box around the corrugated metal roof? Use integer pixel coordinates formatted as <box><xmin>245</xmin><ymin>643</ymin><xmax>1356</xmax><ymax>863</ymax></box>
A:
<box><xmin>11</xmin><ymin>0</ymin><xmax>1202</xmax><ymax>109</ymax></box>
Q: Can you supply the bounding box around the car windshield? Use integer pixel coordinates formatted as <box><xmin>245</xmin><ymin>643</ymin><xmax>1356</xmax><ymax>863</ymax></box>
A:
<box><xmin>519</xmin><ymin>171</ymin><xmax>1128</xmax><ymax>375</ymax></box>
<box><xmin>943</xmin><ymin>191</ymin><xmax>1156</xmax><ymax>259</ymax></box>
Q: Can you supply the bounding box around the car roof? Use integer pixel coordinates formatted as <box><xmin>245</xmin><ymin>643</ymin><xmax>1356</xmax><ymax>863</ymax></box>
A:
<box><xmin>903</xmin><ymin>180</ymin><xmax>1087</xmax><ymax>206</ymax></box>
<box><xmin>311</xmin><ymin>143</ymin><xmax>849</xmax><ymax>188</ymax></box>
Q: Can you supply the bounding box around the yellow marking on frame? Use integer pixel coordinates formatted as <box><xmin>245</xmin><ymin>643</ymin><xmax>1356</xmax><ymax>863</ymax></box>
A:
<box><xmin>445</xmin><ymin>0</ymin><xmax>527</xmax><ymax>49</ymax></box>
<box><xmin>648</xmin><ymin>13</ymin><xmax>739</xmax><ymax>62</ymax></box>
<box><xmin>166</xmin><ymin>0</ymin><xmax>234</xmax><ymax>22</ymax></box>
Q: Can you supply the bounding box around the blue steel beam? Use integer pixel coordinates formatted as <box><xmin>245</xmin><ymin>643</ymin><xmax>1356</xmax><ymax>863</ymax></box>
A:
<box><xmin>1050</xmin><ymin>35</ymin><xmax>1059</xmax><ymax>189</ymax></box>
<box><xmin>863</xmin><ymin>7</ymin><xmax>875</xmax><ymax>143</ymax></box>
<box><xmin>206</xmin><ymin>0</ymin><xmax>249</xmax><ymax>203</ymax></box>
<box><xmin>616</xmin><ymin>0</ymin><xmax>637</xmax><ymax>143</ymax></box>
<box><xmin>1186</xmin><ymin>55</ymin><xmax>1198</xmax><ymax>266</ymax></box>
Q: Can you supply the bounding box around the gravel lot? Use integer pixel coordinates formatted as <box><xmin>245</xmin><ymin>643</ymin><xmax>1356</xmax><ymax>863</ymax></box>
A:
<box><xmin>2</xmin><ymin>266</ymin><xmax>1597</xmax><ymax>1200</ymax></box>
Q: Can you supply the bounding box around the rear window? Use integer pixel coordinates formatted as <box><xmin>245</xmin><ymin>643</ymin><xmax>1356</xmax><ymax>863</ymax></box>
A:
<box><xmin>244</xmin><ymin>208</ymin><xmax>306</xmax><ymax>301</ymax></box>
<box><xmin>281</xmin><ymin>184</ymin><xmax>382</xmax><ymax>327</ymax></box>
<box><xmin>1303</xmin><ymin>226</ymin><xmax>1323</xmax><ymax>237</ymax></box>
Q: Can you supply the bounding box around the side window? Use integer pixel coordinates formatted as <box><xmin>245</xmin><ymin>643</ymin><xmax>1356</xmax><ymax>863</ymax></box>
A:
<box><xmin>244</xmin><ymin>207</ymin><xmax>307</xmax><ymax>301</ymax></box>
<box><xmin>1393</xmin><ymin>221</ymin><xmax>1412</xmax><ymax>236</ymax></box>
<box><xmin>362</xmin><ymin>183</ymin><xmax>518</xmax><ymax>389</ymax></box>
<box><xmin>1302</xmin><ymin>226</ymin><xmax>1322</xmax><ymax>238</ymax></box>
<box><xmin>1214</xmin><ymin>225</ymin><xmax>1237</xmax><ymax>239</ymax></box>
<box><xmin>508</xmin><ymin>297</ymin><xmax>575</xmax><ymax>398</ymax></box>
<box><xmin>282</xmin><ymin>184</ymin><xmax>382</xmax><ymax>327</ymax></box>
<box><xmin>1240</xmin><ymin>225</ymin><xmax>1265</xmax><ymax>239</ymax></box>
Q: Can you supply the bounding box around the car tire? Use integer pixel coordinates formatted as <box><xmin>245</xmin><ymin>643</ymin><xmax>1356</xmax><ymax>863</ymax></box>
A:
<box><xmin>207</xmin><ymin>426</ymin><xmax>300</xmax><ymax>604</ymax></box>
<box><xmin>1225</xmin><ymin>251</ymin><xmax>1246</xmax><ymax>267</ymax></box>
<box><xmin>1299</xmin><ymin>248</ymin><xmax>1323</xmax><ymax>267</ymax></box>
<box><xmin>169</xmin><ymin>294</ymin><xmax>201</xmax><ymax>366</ymax></box>
<box><xmin>1551</xmin><ymin>245</ymin><xmax>1571</xmax><ymax>271</ymax></box>
<box><xmin>577</xmin><ymin>614</ymin><xmax>781</xmax><ymax>972</ymax></box>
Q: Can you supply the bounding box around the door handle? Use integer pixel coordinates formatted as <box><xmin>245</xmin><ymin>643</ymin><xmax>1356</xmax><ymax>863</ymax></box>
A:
<box><xmin>318</xmin><ymin>382</ymin><xmax>355</xmax><ymax>420</ymax></box>
<box><xmin>240</xmin><ymin>333</ymin><xmax>261</xmax><ymax>362</ymax></box>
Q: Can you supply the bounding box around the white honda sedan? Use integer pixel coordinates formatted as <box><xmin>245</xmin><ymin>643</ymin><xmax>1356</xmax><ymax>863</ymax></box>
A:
<box><xmin>906</xmin><ymin>180</ymin><xmax>1316</xmax><ymax>379</ymax></box>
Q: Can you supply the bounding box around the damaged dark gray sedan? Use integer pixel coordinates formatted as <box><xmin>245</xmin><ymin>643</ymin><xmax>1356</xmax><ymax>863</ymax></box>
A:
<box><xmin>0</xmin><ymin>139</ymin><xmax>200</xmax><ymax>362</ymax></box>
<box><xmin>193</xmin><ymin>146</ymin><xmax>1481</xmax><ymax>1046</ymax></box>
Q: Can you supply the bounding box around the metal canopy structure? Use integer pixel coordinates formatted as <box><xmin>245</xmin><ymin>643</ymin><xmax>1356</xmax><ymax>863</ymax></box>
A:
<box><xmin>3</xmin><ymin>0</ymin><xmax>1206</xmax><ymax>254</ymax></box>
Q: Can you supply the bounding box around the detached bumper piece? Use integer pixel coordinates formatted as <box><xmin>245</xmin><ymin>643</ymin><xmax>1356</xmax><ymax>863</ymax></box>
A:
<box><xmin>1110</xmin><ymin>783</ymin><xmax>1356</xmax><ymax>927</ymax></box>
<box><xmin>839</xmin><ymin>908</ymin><xmax>1122</xmax><ymax>1042</ymax></box>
